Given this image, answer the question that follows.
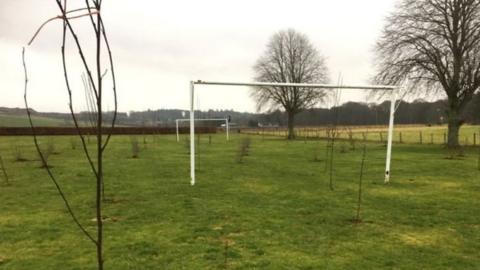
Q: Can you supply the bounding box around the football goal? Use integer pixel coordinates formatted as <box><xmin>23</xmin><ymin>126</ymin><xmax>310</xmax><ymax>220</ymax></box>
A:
<box><xmin>188</xmin><ymin>80</ymin><xmax>398</xmax><ymax>186</ymax></box>
<box><xmin>176</xmin><ymin>118</ymin><xmax>229</xmax><ymax>142</ymax></box>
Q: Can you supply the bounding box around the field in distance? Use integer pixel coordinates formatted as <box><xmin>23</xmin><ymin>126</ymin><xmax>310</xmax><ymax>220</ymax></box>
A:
<box><xmin>0</xmin><ymin>113</ymin><xmax>68</xmax><ymax>127</ymax></box>
<box><xmin>0</xmin><ymin>134</ymin><xmax>479</xmax><ymax>269</ymax></box>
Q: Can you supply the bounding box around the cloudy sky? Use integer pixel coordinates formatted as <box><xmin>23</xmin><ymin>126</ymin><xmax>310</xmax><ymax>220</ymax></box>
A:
<box><xmin>0</xmin><ymin>0</ymin><xmax>397</xmax><ymax>113</ymax></box>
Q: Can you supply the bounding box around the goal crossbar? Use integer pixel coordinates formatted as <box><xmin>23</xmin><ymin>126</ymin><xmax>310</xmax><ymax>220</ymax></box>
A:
<box><xmin>193</xmin><ymin>80</ymin><xmax>396</xmax><ymax>91</ymax></box>
<box><xmin>189</xmin><ymin>80</ymin><xmax>398</xmax><ymax>186</ymax></box>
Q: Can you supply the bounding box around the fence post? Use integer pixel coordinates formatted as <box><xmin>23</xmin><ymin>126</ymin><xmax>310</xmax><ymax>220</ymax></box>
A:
<box><xmin>420</xmin><ymin>131</ymin><xmax>423</xmax><ymax>144</ymax></box>
<box><xmin>379</xmin><ymin>132</ymin><xmax>383</xmax><ymax>142</ymax></box>
<box><xmin>443</xmin><ymin>132</ymin><xmax>447</xmax><ymax>145</ymax></box>
<box><xmin>399</xmin><ymin>132</ymin><xmax>403</xmax><ymax>144</ymax></box>
<box><xmin>430</xmin><ymin>133</ymin><xmax>434</xmax><ymax>144</ymax></box>
<box><xmin>474</xmin><ymin>133</ymin><xmax>477</xmax><ymax>146</ymax></box>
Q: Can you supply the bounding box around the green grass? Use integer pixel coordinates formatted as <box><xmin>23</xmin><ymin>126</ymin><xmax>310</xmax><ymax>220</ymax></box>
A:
<box><xmin>0</xmin><ymin>134</ymin><xmax>479</xmax><ymax>269</ymax></box>
<box><xmin>0</xmin><ymin>113</ymin><xmax>67</xmax><ymax>127</ymax></box>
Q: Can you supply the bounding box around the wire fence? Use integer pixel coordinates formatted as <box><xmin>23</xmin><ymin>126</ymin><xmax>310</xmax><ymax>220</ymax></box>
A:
<box><xmin>240</xmin><ymin>125</ymin><xmax>480</xmax><ymax>146</ymax></box>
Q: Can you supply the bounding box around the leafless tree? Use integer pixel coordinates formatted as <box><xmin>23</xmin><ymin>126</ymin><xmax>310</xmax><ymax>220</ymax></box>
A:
<box><xmin>23</xmin><ymin>1</ymin><xmax>117</xmax><ymax>269</ymax></box>
<box><xmin>327</xmin><ymin>76</ymin><xmax>343</xmax><ymax>191</ymax></box>
<box><xmin>375</xmin><ymin>0</ymin><xmax>480</xmax><ymax>148</ymax></box>
<box><xmin>252</xmin><ymin>29</ymin><xmax>329</xmax><ymax>139</ymax></box>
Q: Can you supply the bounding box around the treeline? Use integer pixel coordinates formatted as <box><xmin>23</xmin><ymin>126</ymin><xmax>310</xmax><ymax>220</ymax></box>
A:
<box><xmin>2</xmin><ymin>93</ymin><xmax>479</xmax><ymax>127</ymax></box>
<box><xmin>293</xmin><ymin>94</ymin><xmax>480</xmax><ymax>127</ymax></box>
<box><xmin>123</xmin><ymin>94</ymin><xmax>480</xmax><ymax>127</ymax></box>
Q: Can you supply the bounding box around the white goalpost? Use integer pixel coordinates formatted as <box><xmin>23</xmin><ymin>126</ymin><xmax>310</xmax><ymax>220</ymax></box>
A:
<box><xmin>189</xmin><ymin>80</ymin><xmax>398</xmax><ymax>186</ymax></box>
<box><xmin>176</xmin><ymin>118</ymin><xmax>229</xmax><ymax>142</ymax></box>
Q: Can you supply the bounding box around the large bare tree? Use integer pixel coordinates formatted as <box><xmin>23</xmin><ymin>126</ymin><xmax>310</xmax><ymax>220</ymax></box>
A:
<box><xmin>252</xmin><ymin>29</ymin><xmax>329</xmax><ymax>139</ymax></box>
<box><xmin>375</xmin><ymin>0</ymin><xmax>480</xmax><ymax>148</ymax></box>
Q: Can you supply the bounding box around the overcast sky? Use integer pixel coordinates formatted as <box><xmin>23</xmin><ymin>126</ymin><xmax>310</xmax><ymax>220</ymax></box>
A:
<box><xmin>0</xmin><ymin>0</ymin><xmax>397</xmax><ymax>113</ymax></box>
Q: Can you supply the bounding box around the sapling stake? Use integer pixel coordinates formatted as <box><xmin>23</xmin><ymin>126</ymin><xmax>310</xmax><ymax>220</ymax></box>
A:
<box><xmin>324</xmin><ymin>130</ymin><xmax>331</xmax><ymax>172</ymax></box>
<box><xmin>354</xmin><ymin>144</ymin><xmax>367</xmax><ymax>223</ymax></box>
<box><xmin>478</xmin><ymin>130</ymin><xmax>480</xmax><ymax>170</ymax></box>
<box><xmin>224</xmin><ymin>239</ymin><xmax>229</xmax><ymax>269</ymax></box>
<box><xmin>328</xmin><ymin>74</ymin><xmax>343</xmax><ymax>191</ymax></box>
<box><xmin>236</xmin><ymin>137</ymin><xmax>251</xmax><ymax>163</ymax></box>
<box><xmin>0</xmin><ymin>154</ymin><xmax>9</xmax><ymax>185</ymax></box>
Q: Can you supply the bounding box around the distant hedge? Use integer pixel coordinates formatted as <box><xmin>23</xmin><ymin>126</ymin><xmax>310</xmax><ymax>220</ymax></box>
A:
<box><xmin>0</xmin><ymin>126</ymin><xmax>216</xmax><ymax>136</ymax></box>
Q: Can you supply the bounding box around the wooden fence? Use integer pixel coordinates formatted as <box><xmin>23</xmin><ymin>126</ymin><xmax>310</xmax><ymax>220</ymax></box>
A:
<box><xmin>0</xmin><ymin>126</ymin><xmax>216</xmax><ymax>136</ymax></box>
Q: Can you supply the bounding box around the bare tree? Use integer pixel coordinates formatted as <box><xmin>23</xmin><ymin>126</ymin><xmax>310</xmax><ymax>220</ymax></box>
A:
<box><xmin>23</xmin><ymin>1</ymin><xmax>117</xmax><ymax>269</ymax></box>
<box><xmin>252</xmin><ymin>29</ymin><xmax>329</xmax><ymax>139</ymax></box>
<box><xmin>375</xmin><ymin>0</ymin><xmax>480</xmax><ymax>148</ymax></box>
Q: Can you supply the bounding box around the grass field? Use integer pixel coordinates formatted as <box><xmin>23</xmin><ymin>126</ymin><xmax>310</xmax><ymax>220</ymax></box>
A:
<box><xmin>0</xmin><ymin>113</ymin><xmax>67</xmax><ymax>127</ymax></box>
<box><xmin>0</xmin><ymin>134</ymin><xmax>479</xmax><ymax>269</ymax></box>
<box><xmin>243</xmin><ymin>125</ymin><xmax>480</xmax><ymax>146</ymax></box>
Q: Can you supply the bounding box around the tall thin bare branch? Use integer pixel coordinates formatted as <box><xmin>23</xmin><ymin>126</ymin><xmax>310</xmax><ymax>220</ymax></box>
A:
<box><xmin>22</xmin><ymin>47</ymin><xmax>97</xmax><ymax>245</ymax></box>
<box><xmin>24</xmin><ymin>1</ymin><xmax>117</xmax><ymax>269</ymax></box>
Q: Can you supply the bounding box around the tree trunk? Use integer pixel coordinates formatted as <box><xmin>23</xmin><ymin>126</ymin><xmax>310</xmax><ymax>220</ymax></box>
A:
<box><xmin>287</xmin><ymin>111</ymin><xmax>295</xmax><ymax>140</ymax></box>
<box><xmin>447</xmin><ymin>111</ymin><xmax>462</xmax><ymax>148</ymax></box>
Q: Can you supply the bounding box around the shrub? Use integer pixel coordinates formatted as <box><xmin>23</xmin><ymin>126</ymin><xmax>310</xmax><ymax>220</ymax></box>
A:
<box><xmin>69</xmin><ymin>137</ymin><xmax>77</xmax><ymax>150</ymax></box>
<box><xmin>0</xmin><ymin>154</ymin><xmax>9</xmax><ymax>185</ymax></box>
<box><xmin>47</xmin><ymin>139</ymin><xmax>58</xmax><ymax>155</ymax></box>
<box><xmin>312</xmin><ymin>141</ymin><xmax>322</xmax><ymax>162</ymax></box>
<box><xmin>39</xmin><ymin>141</ymin><xmax>54</xmax><ymax>168</ymax></box>
<box><xmin>339</xmin><ymin>143</ymin><xmax>348</xmax><ymax>153</ymax></box>
<box><xmin>14</xmin><ymin>145</ymin><xmax>28</xmax><ymax>162</ymax></box>
<box><xmin>347</xmin><ymin>128</ymin><xmax>356</xmax><ymax>150</ymax></box>
<box><xmin>130</xmin><ymin>136</ymin><xmax>140</xmax><ymax>158</ymax></box>
<box><xmin>236</xmin><ymin>137</ymin><xmax>251</xmax><ymax>163</ymax></box>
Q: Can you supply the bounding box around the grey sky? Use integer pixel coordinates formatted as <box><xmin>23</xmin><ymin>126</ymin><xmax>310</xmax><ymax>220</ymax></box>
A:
<box><xmin>0</xmin><ymin>0</ymin><xmax>397</xmax><ymax>113</ymax></box>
